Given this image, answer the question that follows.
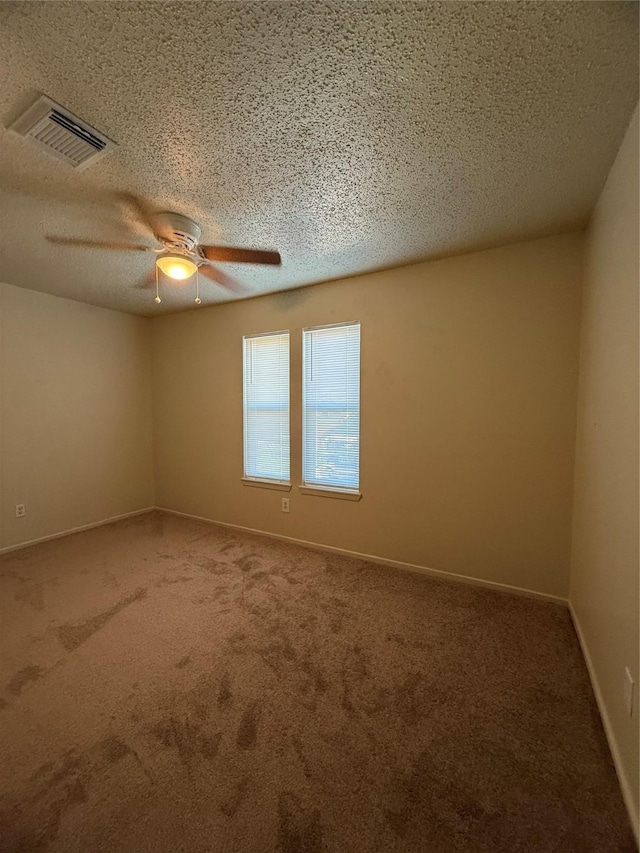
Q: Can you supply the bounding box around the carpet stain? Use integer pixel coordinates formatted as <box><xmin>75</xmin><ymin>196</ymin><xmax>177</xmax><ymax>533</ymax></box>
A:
<box><xmin>291</xmin><ymin>736</ymin><xmax>312</xmax><ymax>780</ymax></box>
<box><xmin>0</xmin><ymin>750</ymin><xmax>89</xmax><ymax>852</ymax></box>
<box><xmin>386</xmin><ymin>750</ymin><xmax>432</xmax><ymax>839</ymax></box>
<box><xmin>386</xmin><ymin>807</ymin><xmax>409</xmax><ymax>838</ymax></box>
<box><xmin>387</xmin><ymin>632</ymin><xmax>429</xmax><ymax>652</ymax></box>
<box><xmin>277</xmin><ymin>792</ymin><xmax>323</xmax><ymax>853</ymax></box>
<box><xmin>235</xmin><ymin>554</ymin><xmax>259</xmax><ymax>573</ymax></box>
<box><xmin>41</xmin><ymin>750</ymin><xmax>85</xmax><ymax>789</ymax></box>
<box><xmin>176</xmin><ymin>656</ymin><xmax>191</xmax><ymax>669</ymax></box>
<box><xmin>346</xmin><ymin>644</ymin><xmax>369</xmax><ymax>681</ymax></box>
<box><xmin>6</xmin><ymin>665</ymin><xmax>44</xmax><ymax>696</ymax></box>
<box><xmin>300</xmin><ymin>659</ymin><xmax>328</xmax><ymax>695</ymax></box>
<box><xmin>236</xmin><ymin>702</ymin><xmax>260</xmax><ymax>750</ymax></box>
<box><xmin>219</xmin><ymin>777</ymin><xmax>249</xmax><ymax>817</ymax></box>
<box><xmin>218</xmin><ymin>673</ymin><xmax>233</xmax><ymax>708</ymax></box>
<box><xmin>156</xmin><ymin>574</ymin><xmax>194</xmax><ymax>587</ymax></box>
<box><xmin>395</xmin><ymin>672</ymin><xmax>426</xmax><ymax>726</ymax></box>
<box><xmin>227</xmin><ymin>631</ymin><xmax>248</xmax><ymax>654</ymax></box>
<box><xmin>200</xmin><ymin>557</ymin><xmax>229</xmax><ymax>575</ymax></box>
<box><xmin>14</xmin><ymin>583</ymin><xmax>45</xmax><ymax>612</ymax></box>
<box><xmin>259</xmin><ymin>637</ymin><xmax>297</xmax><ymax>675</ymax></box>
<box><xmin>188</xmin><ymin>692</ymin><xmax>211</xmax><ymax>722</ymax></box>
<box><xmin>150</xmin><ymin>716</ymin><xmax>222</xmax><ymax>763</ymax></box>
<box><xmin>57</xmin><ymin>587</ymin><xmax>148</xmax><ymax>651</ymax></box>
<box><xmin>251</xmin><ymin>570</ymin><xmax>268</xmax><ymax>581</ymax></box>
<box><xmin>100</xmin><ymin>735</ymin><xmax>131</xmax><ymax>763</ymax></box>
<box><xmin>386</xmin><ymin>748</ymin><xmax>500</xmax><ymax>844</ymax></box>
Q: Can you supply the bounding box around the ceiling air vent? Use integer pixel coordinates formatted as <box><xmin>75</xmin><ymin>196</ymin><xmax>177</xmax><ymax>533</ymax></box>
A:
<box><xmin>10</xmin><ymin>95</ymin><xmax>115</xmax><ymax>169</ymax></box>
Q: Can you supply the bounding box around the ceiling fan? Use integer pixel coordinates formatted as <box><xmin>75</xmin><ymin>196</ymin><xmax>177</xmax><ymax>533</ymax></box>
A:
<box><xmin>46</xmin><ymin>193</ymin><xmax>281</xmax><ymax>304</ymax></box>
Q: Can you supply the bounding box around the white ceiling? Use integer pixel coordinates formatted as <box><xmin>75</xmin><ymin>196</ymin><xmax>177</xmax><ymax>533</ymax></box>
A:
<box><xmin>0</xmin><ymin>1</ymin><xmax>637</xmax><ymax>316</ymax></box>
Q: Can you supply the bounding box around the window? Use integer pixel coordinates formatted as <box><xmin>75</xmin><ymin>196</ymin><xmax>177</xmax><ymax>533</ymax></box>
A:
<box><xmin>243</xmin><ymin>331</ymin><xmax>290</xmax><ymax>483</ymax></box>
<box><xmin>302</xmin><ymin>322</ymin><xmax>361</xmax><ymax>492</ymax></box>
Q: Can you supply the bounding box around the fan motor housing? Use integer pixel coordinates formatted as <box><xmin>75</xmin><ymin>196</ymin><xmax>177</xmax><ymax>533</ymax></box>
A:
<box><xmin>157</xmin><ymin>212</ymin><xmax>202</xmax><ymax>251</ymax></box>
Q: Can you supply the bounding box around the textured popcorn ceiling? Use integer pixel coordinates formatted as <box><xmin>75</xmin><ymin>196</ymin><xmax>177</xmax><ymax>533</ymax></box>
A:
<box><xmin>0</xmin><ymin>1</ymin><xmax>637</xmax><ymax>316</ymax></box>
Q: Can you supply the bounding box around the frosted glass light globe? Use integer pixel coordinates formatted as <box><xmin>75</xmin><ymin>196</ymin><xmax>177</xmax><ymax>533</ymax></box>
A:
<box><xmin>156</xmin><ymin>254</ymin><xmax>197</xmax><ymax>281</ymax></box>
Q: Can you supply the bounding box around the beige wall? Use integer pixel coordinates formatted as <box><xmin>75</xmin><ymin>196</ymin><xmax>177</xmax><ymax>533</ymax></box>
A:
<box><xmin>153</xmin><ymin>232</ymin><xmax>583</xmax><ymax>599</ymax></box>
<box><xmin>0</xmin><ymin>283</ymin><xmax>154</xmax><ymax>550</ymax></box>
<box><xmin>570</xmin><ymin>107</ymin><xmax>639</xmax><ymax>832</ymax></box>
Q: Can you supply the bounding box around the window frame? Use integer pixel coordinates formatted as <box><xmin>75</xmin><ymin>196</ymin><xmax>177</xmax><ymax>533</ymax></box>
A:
<box><xmin>242</xmin><ymin>329</ymin><xmax>291</xmax><ymax>490</ymax></box>
<box><xmin>300</xmin><ymin>321</ymin><xmax>362</xmax><ymax>499</ymax></box>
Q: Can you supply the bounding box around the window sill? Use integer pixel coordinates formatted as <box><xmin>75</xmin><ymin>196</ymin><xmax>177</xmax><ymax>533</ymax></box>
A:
<box><xmin>298</xmin><ymin>485</ymin><xmax>362</xmax><ymax>501</ymax></box>
<box><xmin>242</xmin><ymin>478</ymin><xmax>292</xmax><ymax>492</ymax></box>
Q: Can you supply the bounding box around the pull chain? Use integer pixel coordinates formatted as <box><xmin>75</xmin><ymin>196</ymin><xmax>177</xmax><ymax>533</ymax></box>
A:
<box><xmin>195</xmin><ymin>266</ymin><xmax>201</xmax><ymax>305</ymax></box>
<box><xmin>154</xmin><ymin>264</ymin><xmax>161</xmax><ymax>304</ymax></box>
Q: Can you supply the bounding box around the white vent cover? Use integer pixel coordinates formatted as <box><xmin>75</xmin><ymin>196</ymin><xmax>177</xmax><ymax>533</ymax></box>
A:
<box><xmin>10</xmin><ymin>95</ymin><xmax>115</xmax><ymax>169</ymax></box>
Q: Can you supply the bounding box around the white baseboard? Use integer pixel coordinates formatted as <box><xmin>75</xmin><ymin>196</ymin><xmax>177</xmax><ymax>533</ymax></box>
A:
<box><xmin>156</xmin><ymin>506</ymin><xmax>568</xmax><ymax>606</ymax></box>
<box><xmin>0</xmin><ymin>507</ymin><xmax>155</xmax><ymax>555</ymax></box>
<box><xmin>569</xmin><ymin>603</ymin><xmax>639</xmax><ymax>845</ymax></box>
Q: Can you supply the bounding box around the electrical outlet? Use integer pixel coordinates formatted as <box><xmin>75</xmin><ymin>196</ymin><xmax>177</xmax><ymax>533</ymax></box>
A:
<box><xmin>15</xmin><ymin>504</ymin><xmax>25</xmax><ymax>518</ymax></box>
<box><xmin>624</xmin><ymin>667</ymin><xmax>635</xmax><ymax>717</ymax></box>
<box><xmin>281</xmin><ymin>497</ymin><xmax>290</xmax><ymax>513</ymax></box>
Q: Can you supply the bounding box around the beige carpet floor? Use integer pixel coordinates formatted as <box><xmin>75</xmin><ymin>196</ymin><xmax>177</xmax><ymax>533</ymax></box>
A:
<box><xmin>0</xmin><ymin>511</ymin><xmax>635</xmax><ymax>852</ymax></box>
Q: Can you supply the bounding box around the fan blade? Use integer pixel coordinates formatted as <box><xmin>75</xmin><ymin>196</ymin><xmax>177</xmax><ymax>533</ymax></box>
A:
<box><xmin>199</xmin><ymin>263</ymin><xmax>243</xmax><ymax>293</ymax></box>
<box><xmin>133</xmin><ymin>269</ymin><xmax>157</xmax><ymax>289</ymax></box>
<box><xmin>118</xmin><ymin>192</ymin><xmax>168</xmax><ymax>239</ymax></box>
<box><xmin>201</xmin><ymin>245</ymin><xmax>281</xmax><ymax>266</ymax></box>
<box><xmin>47</xmin><ymin>236</ymin><xmax>151</xmax><ymax>251</ymax></box>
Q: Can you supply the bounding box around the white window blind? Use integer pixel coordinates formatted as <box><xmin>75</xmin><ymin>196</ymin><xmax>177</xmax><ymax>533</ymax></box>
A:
<box><xmin>302</xmin><ymin>322</ymin><xmax>360</xmax><ymax>491</ymax></box>
<box><xmin>243</xmin><ymin>331</ymin><xmax>290</xmax><ymax>482</ymax></box>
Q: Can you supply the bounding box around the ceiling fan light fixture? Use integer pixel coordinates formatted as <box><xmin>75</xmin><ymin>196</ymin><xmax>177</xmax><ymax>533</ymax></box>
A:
<box><xmin>156</xmin><ymin>253</ymin><xmax>198</xmax><ymax>280</ymax></box>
